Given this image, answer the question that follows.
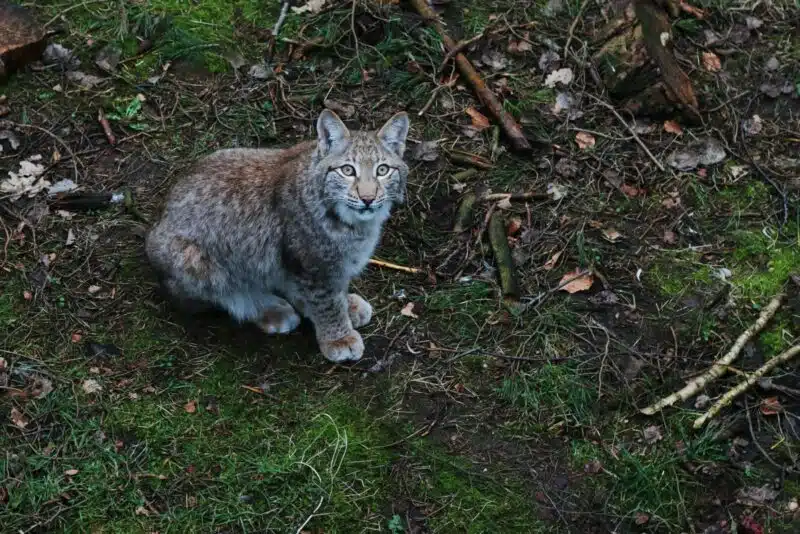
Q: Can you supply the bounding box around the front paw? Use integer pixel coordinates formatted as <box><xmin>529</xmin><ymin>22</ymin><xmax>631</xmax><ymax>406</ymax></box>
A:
<box><xmin>319</xmin><ymin>330</ymin><xmax>364</xmax><ymax>363</ymax></box>
<box><xmin>347</xmin><ymin>294</ymin><xmax>373</xmax><ymax>328</ymax></box>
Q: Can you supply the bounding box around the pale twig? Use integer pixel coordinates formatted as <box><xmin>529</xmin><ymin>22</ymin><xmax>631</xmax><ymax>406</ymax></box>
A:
<box><xmin>641</xmin><ymin>293</ymin><xmax>786</xmax><ymax>415</ymax></box>
<box><xmin>694</xmin><ymin>345</ymin><xmax>800</xmax><ymax>428</ymax></box>
<box><xmin>294</xmin><ymin>495</ymin><xmax>325</xmax><ymax>534</ymax></box>
<box><xmin>368</xmin><ymin>258</ymin><xmax>422</xmax><ymax>275</ymax></box>
<box><xmin>585</xmin><ymin>94</ymin><xmax>666</xmax><ymax>172</ymax></box>
<box><xmin>350</xmin><ymin>0</ymin><xmax>361</xmax><ymax>67</ymax></box>
<box><xmin>563</xmin><ymin>0</ymin><xmax>591</xmax><ymax>58</ymax></box>
<box><xmin>272</xmin><ymin>1</ymin><xmax>291</xmax><ymax>36</ymax></box>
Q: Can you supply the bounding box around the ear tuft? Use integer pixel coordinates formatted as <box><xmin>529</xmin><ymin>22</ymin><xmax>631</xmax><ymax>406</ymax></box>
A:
<box><xmin>377</xmin><ymin>112</ymin><xmax>410</xmax><ymax>156</ymax></box>
<box><xmin>317</xmin><ymin>109</ymin><xmax>350</xmax><ymax>155</ymax></box>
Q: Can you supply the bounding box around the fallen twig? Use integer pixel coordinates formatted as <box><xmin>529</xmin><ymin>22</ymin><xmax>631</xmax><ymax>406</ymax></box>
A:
<box><xmin>273</xmin><ymin>0</ymin><xmax>290</xmax><ymax>36</ymax></box>
<box><xmin>418</xmin><ymin>75</ymin><xmax>458</xmax><ymax>117</ymax></box>
<box><xmin>641</xmin><ymin>292</ymin><xmax>786</xmax><ymax>415</ymax></box>
<box><xmin>409</xmin><ymin>0</ymin><xmax>532</xmax><ymax>152</ymax></box>
<box><xmin>481</xmin><ymin>192</ymin><xmax>549</xmax><ymax>203</ymax></box>
<box><xmin>449</xmin><ymin>152</ymin><xmax>492</xmax><ymax>170</ymax></box>
<box><xmin>453</xmin><ymin>192</ymin><xmax>476</xmax><ymax>233</ymax></box>
<box><xmin>563</xmin><ymin>0</ymin><xmax>591</xmax><ymax>57</ymax></box>
<box><xmin>451</xmin><ymin>168</ymin><xmax>478</xmax><ymax>182</ymax></box>
<box><xmin>585</xmin><ymin>94</ymin><xmax>665</xmax><ymax>172</ymax></box>
<box><xmin>693</xmin><ymin>345</ymin><xmax>800</xmax><ymax>429</ymax></box>
<box><xmin>97</xmin><ymin>108</ymin><xmax>116</xmax><ymax>145</ymax></box>
<box><xmin>368</xmin><ymin>258</ymin><xmax>422</xmax><ymax>275</ymax></box>
<box><xmin>0</xmin><ymin>120</ymin><xmax>80</xmax><ymax>181</ymax></box>
<box><xmin>488</xmin><ymin>212</ymin><xmax>521</xmax><ymax>309</ymax></box>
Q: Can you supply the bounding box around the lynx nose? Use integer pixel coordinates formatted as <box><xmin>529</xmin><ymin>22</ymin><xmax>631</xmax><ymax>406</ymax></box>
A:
<box><xmin>360</xmin><ymin>196</ymin><xmax>375</xmax><ymax>208</ymax></box>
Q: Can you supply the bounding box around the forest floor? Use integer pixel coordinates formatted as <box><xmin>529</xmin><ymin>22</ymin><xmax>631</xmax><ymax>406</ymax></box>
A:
<box><xmin>1</xmin><ymin>0</ymin><xmax>799</xmax><ymax>532</ymax></box>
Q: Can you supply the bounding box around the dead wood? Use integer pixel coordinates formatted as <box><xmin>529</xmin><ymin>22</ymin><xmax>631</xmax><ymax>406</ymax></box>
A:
<box><xmin>488</xmin><ymin>212</ymin><xmax>521</xmax><ymax>308</ymax></box>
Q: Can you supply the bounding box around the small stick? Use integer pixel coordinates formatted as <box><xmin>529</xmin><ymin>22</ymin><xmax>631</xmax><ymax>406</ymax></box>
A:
<box><xmin>640</xmin><ymin>293</ymin><xmax>786</xmax><ymax>415</ymax></box>
<box><xmin>585</xmin><ymin>94</ymin><xmax>665</xmax><ymax>172</ymax></box>
<box><xmin>368</xmin><ymin>258</ymin><xmax>422</xmax><ymax>275</ymax></box>
<box><xmin>437</xmin><ymin>31</ymin><xmax>489</xmax><ymax>73</ymax></box>
<box><xmin>693</xmin><ymin>345</ymin><xmax>800</xmax><ymax>429</ymax></box>
<box><xmin>488</xmin><ymin>212</ymin><xmax>521</xmax><ymax>309</ymax></box>
<box><xmin>563</xmin><ymin>0</ymin><xmax>591</xmax><ymax>57</ymax></box>
<box><xmin>451</xmin><ymin>168</ymin><xmax>478</xmax><ymax>182</ymax></box>
<box><xmin>273</xmin><ymin>0</ymin><xmax>291</xmax><ymax>36</ymax></box>
<box><xmin>418</xmin><ymin>75</ymin><xmax>458</xmax><ymax>117</ymax></box>
<box><xmin>481</xmin><ymin>192</ymin><xmax>548</xmax><ymax>202</ymax></box>
<box><xmin>409</xmin><ymin>0</ymin><xmax>532</xmax><ymax>153</ymax></box>
<box><xmin>453</xmin><ymin>192</ymin><xmax>476</xmax><ymax>233</ymax></box>
<box><xmin>97</xmin><ymin>108</ymin><xmax>116</xmax><ymax>146</ymax></box>
<box><xmin>449</xmin><ymin>152</ymin><xmax>492</xmax><ymax>170</ymax></box>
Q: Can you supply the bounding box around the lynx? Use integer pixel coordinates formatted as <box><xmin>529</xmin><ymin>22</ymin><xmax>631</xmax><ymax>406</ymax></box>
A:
<box><xmin>146</xmin><ymin>110</ymin><xmax>410</xmax><ymax>362</ymax></box>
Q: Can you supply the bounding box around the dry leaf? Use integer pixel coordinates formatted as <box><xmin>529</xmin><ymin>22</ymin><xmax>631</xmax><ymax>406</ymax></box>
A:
<box><xmin>465</xmin><ymin>107</ymin><xmax>491</xmax><ymax>131</ymax></box>
<box><xmin>400</xmin><ymin>302</ymin><xmax>419</xmax><ymax>319</ymax></box>
<box><xmin>507</xmin><ymin>33</ymin><xmax>533</xmax><ymax>55</ymax></box>
<box><xmin>66</xmin><ymin>228</ymin><xmax>75</xmax><ymax>246</ymax></box>
<box><xmin>64</xmin><ymin>469</ymin><xmax>79</xmax><ymax>476</ymax></box>
<box><xmin>662</xmin><ymin>192</ymin><xmax>681</xmax><ymax>209</ymax></box>
<box><xmin>495</xmin><ymin>196</ymin><xmax>513</xmax><ymax>210</ymax></box>
<box><xmin>702</xmin><ymin>51</ymin><xmax>721</xmax><ymax>72</ymax></box>
<box><xmin>23</xmin><ymin>290</ymin><xmax>33</xmax><ymax>301</ymax></box>
<box><xmin>71</xmin><ymin>332</ymin><xmax>82</xmax><ymax>343</ymax></box>
<box><xmin>544</xmin><ymin>67</ymin><xmax>573</xmax><ymax>88</ymax></box>
<box><xmin>543</xmin><ymin>251</ymin><xmax>562</xmax><ymax>271</ymax></box>
<box><xmin>506</xmin><ymin>217</ymin><xmax>522</xmax><ymax>236</ymax></box>
<box><xmin>663</xmin><ymin>230</ymin><xmax>677</xmax><ymax>245</ymax></box>
<box><xmin>28</xmin><ymin>376</ymin><xmax>53</xmax><ymax>399</ymax></box>
<box><xmin>291</xmin><ymin>0</ymin><xmax>326</xmax><ymax>14</ymax></box>
<box><xmin>575</xmin><ymin>131</ymin><xmax>595</xmax><ymax>150</ymax></box>
<box><xmin>760</xmin><ymin>396</ymin><xmax>782</xmax><ymax>416</ymax></box>
<box><xmin>88</xmin><ymin>285</ymin><xmax>101</xmax><ymax>295</ymax></box>
<box><xmin>82</xmin><ymin>379</ymin><xmax>103</xmax><ymax>394</ymax></box>
<box><xmin>634</xmin><ymin>512</ymin><xmax>650</xmax><ymax>525</ymax></box>
<box><xmin>643</xmin><ymin>425</ymin><xmax>663</xmax><ymax>444</ymax></box>
<box><xmin>602</xmin><ymin>228</ymin><xmax>622</xmax><ymax>242</ymax></box>
<box><xmin>10</xmin><ymin>407</ymin><xmax>29</xmax><ymax>429</ymax></box>
<box><xmin>663</xmin><ymin>120</ymin><xmax>682</xmax><ymax>135</ymax></box>
<box><xmin>619</xmin><ymin>183</ymin><xmax>644</xmax><ymax>198</ymax></box>
<box><xmin>559</xmin><ymin>268</ymin><xmax>594</xmax><ymax>294</ymax></box>
<box><xmin>184</xmin><ymin>400</ymin><xmax>197</xmax><ymax>414</ymax></box>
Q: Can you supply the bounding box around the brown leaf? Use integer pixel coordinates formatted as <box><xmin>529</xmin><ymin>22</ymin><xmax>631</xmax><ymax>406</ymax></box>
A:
<box><xmin>584</xmin><ymin>459</ymin><xmax>602</xmax><ymax>474</ymax></box>
<box><xmin>82</xmin><ymin>379</ymin><xmax>103</xmax><ymax>394</ymax></box>
<box><xmin>663</xmin><ymin>230</ymin><xmax>677</xmax><ymax>245</ymax></box>
<box><xmin>634</xmin><ymin>512</ymin><xmax>650</xmax><ymax>525</ymax></box>
<box><xmin>27</xmin><ymin>376</ymin><xmax>53</xmax><ymax>399</ymax></box>
<box><xmin>760</xmin><ymin>396</ymin><xmax>783</xmax><ymax>416</ymax></box>
<box><xmin>543</xmin><ymin>251</ymin><xmax>562</xmax><ymax>271</ymax></box>
<box><xmin>679</xmin><ymin>0</ymin><xmax>706</xmax><ymax>18</ymax></box>
<box><xmin>71</xmin><ymin>332</ymin><xmax>82</xmax><ymax>343</ymax></box>
<box><xmin>663</xmin><ymin>120</ymin><xmax>683</xmax><ymax>135</ymax></box>
<box><xmin>702</xmin><ymin>51</ymin><xmax>721</xmax><ymax>72</ymax></box>
<box><xmin>558</xmin><ymin>268</ymin><xmax>594</xmax><ymax>294</ymax></box>
<box><xmin>602</xmin><ymin>228</ymin><xmax>623</xmax><ymax>242</ymax></box>
<box><xmin>184</xmin><ymin>400</ymin><xmax>197</xmax><ymax>414</ymax></box>
<box><xmin>64</xmin><ymin>469</ymin><xmax>79</xmax><ymax>476</ymax></box>
<box><xmin>507</xmin><ymin>33</ymin><xmax>533</xmax><ymax>55</ymax></box>
<box><xmin>575</xmin><ymin>131</ymin><xmax>595</xmax><ymax>150</ymax></box>
<box><xmin>506</xmin><ymin>217</ymin><xmax>522</xmax><ymax>236</ymax></box>
<box><xmin>619</xmin><ymin>183</ymin><xmax>644</xmax><ymax>198</ymax></box>
<box><xmin>10</xmin><ymin>407</ymin><xmax>29</xmax><ymax>429</ymax></box>
<box><xmin>465</xmin><ymin>107</ymin><xmax>491</xmax><ymax>131</ymax></box>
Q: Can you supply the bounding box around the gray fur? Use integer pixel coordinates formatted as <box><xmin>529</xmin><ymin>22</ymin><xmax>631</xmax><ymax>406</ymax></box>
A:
<box><xmin>146</xmin><ymin>111</ymin><xmax>410</xmax><ymax>362</ymax></box>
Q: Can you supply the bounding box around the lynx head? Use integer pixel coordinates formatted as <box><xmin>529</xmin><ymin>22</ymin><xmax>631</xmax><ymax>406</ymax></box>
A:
<box><xmin>314</xmin><ymin>109</ymin><xmax>409</xmax><ymax>225</ymax></box>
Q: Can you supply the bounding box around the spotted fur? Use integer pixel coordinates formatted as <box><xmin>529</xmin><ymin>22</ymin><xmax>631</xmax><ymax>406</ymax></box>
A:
<box><xmin>146</xmin><ymin>110</ymin><xmax>409</xmax><ymax>362</ymax></box>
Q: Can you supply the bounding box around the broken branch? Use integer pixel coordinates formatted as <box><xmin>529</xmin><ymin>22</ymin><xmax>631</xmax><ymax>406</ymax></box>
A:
<box><xmin>453</xmin><ymin>192</ymin><xmax>476</xmax><ymax>233</ymax></box>
<box><xmin>98</xmin><ymin>108</ymin><xmax>116</xmax><ymax>145</ymax></box>
<box><xmin>368</xmin><ymin>258</ymin><xmax>422</xmax><ymax>275</ymax></box>
<box><xmin>449</xmin><ymin>152</ymin><xmax>492</xmax><ymax>170</ymax></box>
<box><xmin>488</xmin><ymin>212</ymin><xmax>521</xmax><ymax>308</ymax></box>
<box><xmin>693</xmin><ymin>345</ymin><xmax>800</xmax><ymax>429</ymax></box>
<box><xmin>481</xmin><ymin>192</ymin><xmax>549</xmax><ymax>202</ymax></box>
<box><xmin>409</xmin><ymin>0</ymin><xmax>532</xmax><ymax>153</ymax></box>
<box><xmin>641</xmin><ymin>293</ymin><xmax>786</xmax><ymax>415</ymax></box>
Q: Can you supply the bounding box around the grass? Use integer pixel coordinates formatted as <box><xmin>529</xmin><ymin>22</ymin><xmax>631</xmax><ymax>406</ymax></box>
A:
<box><xmin>2</xmin><ymin>0</ymin><xmax>799</xmax><ymax>532</ymax></box>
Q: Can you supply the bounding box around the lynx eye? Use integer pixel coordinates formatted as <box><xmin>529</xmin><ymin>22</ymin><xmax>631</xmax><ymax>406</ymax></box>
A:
<box><xmin>377</xmin><ymin>164</ymin><xmax>390</xmax><ymax>176</ymax></box>
<box><xmin>339</xmin><ymin>164</ymin><xmax>356</xmax><ymax>177</ymax></box>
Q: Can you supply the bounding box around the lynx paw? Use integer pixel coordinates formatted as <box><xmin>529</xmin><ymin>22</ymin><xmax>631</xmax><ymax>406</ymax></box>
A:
<box><xmin>257</xmin><ymin>306</ymin><xmax>301</xmax><ymax>335</ymax></box>
<box><xmin>319</xmin><ymin>330</ymin><xmax>364</xmax><ymax>363</ymax></box>
<box><xmin>347</xmin><ymin>294</ymin><xmax>373</xmax><ymax>329</ymax></box>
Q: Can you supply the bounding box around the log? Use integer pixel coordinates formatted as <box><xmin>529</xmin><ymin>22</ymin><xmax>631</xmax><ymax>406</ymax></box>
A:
<box><xmin>453</xmin><ymin>192</ymin><xmax>476</xmax><ymax>233</ymax></box>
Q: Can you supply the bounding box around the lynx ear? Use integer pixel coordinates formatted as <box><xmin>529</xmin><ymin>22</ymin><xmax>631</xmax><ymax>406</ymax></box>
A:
<box><xmin>377</xmin><ymin>112</ymin><xmax>409</xmax><ymax>156</ymax></box>
<box><xmin>317</xmin><ymin>109</ymin><xmax>350</xmax><ymax>155</ymax></box>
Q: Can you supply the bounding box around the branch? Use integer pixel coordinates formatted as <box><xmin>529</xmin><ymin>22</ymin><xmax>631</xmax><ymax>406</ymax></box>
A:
<box><xmin>693</xmin><ymin>345</ymin><xmax>800</xmax><ymax>429</ymax></box>
<box><xmin>488</xmin><ymin>212</ymin><xmax>521</xmax><ymax>308</ymax></box>
<box><xmin>408</xmin><ymin>0</ymin><xmax>532</xmax><ymax>153</ymax></box>
<box><xmin>640</xmin><ymin>293</ymin><xmax>786</xmax><ymax>415</ymax></box>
